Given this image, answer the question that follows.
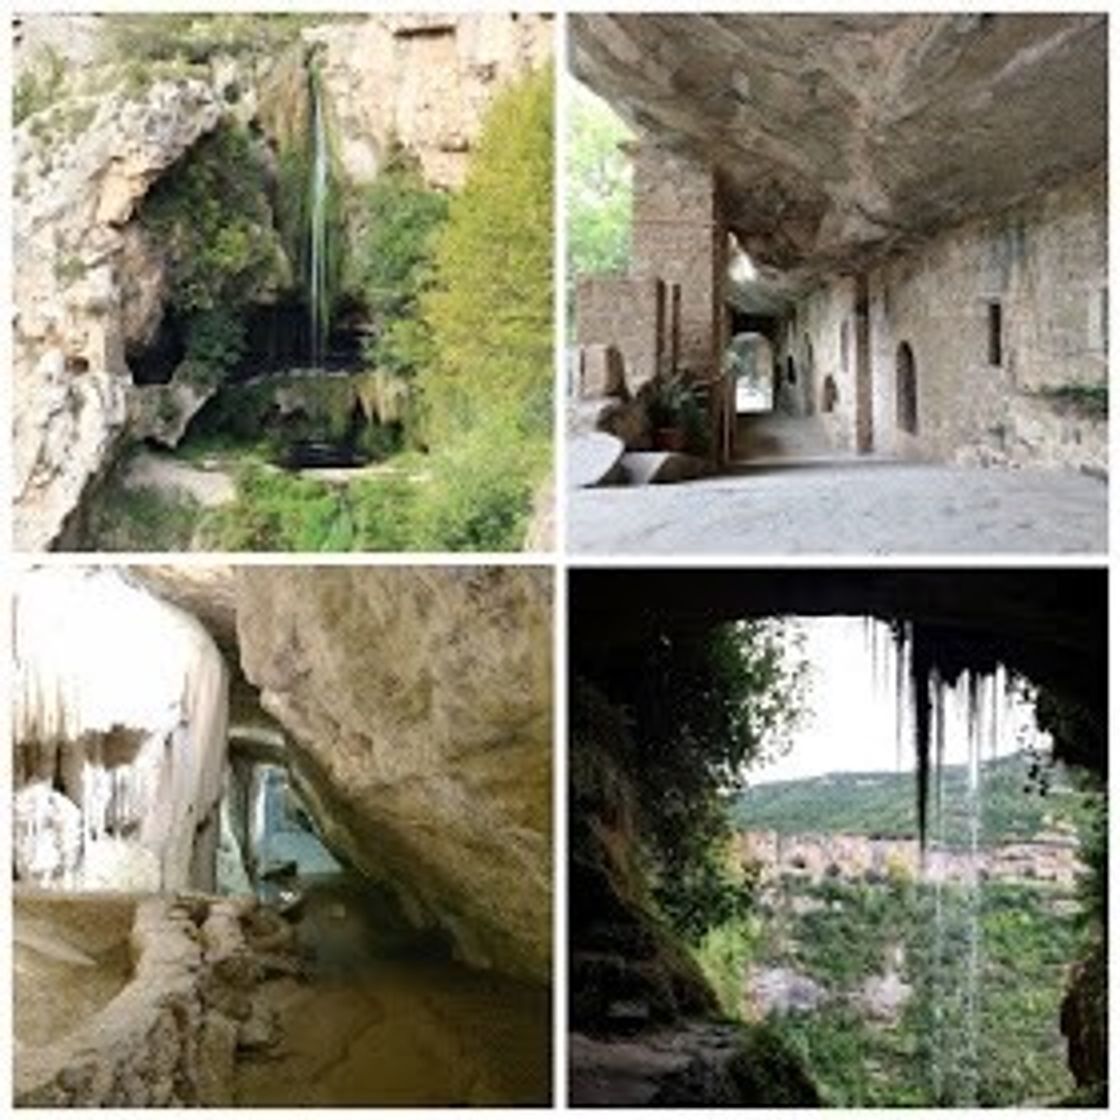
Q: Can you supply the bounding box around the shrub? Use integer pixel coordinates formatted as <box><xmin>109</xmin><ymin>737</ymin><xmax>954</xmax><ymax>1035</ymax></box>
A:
<box><xmin>141</xmin><ymin>123</ymin><xmax>287</xmax><ymax>385</ymax></box>
<box><xmin>420</xmin><ymin>64</ymin><xmax>553</xmax><ymax>445</ymax></box>
<box><xmin>349</xmin><ymin>144</ymin><xmax>448</xmax><ymax>378</ymax></box>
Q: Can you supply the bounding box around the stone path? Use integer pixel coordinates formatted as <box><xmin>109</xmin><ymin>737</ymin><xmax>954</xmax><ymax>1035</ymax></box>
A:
<box><xmin>568</xmin><ymin>462</ymin><xmax>1106</xmax><ymax>554</ymax></box>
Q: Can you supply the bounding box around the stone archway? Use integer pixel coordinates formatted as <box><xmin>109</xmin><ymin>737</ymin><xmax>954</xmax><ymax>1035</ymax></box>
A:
<box><xmin>896</xmin><ymin>341</ymin><xmax>918</xmax><ymax>435</ymax></box>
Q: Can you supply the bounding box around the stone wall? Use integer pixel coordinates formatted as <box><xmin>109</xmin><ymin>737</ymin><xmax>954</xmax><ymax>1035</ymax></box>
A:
<box><xmin>631</xmin><ymin>145</ymin><xmax>725</xmax><ymax>386</ymax></box>
<box><xmin>789</xmin><ymin>168</ymin><xmax>1107</xmax><ymax>470</ymax></box>
<box><xmin>575</xmin><ymin>275</ymin><xmax>665</xmax><ymax>396</ymax></box>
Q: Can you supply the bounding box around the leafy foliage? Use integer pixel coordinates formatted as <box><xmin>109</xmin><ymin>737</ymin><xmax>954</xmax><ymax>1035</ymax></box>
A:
<box><xmin>141</xmin><ymin>123</ymin><xmax>287</xmax><ymax>386</ymax></box>
<box><xmin>593</xmin><ymin>621</ymin><xmax>808</xmax><ymax>941</ymax></box>
<box><xmin>566</xmin><ymin>79</ymin><xmax>633</xmax><ymax>286</ymax></box>
<box><xmin>349</xmin><ymin>144</ymin><xmax>448</xmax><ymax>378</ymax></box>
<box><xmin>420</xmin><ymin>64</ymin><xmax>553</xmax><ymax>444</ymax></box>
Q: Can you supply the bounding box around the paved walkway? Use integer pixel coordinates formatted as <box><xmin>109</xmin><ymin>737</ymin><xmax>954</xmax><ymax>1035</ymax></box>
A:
<box><xmin>568</xmin><ymin>462</ymin><xmax>1107</xmax><ymax>555</ymax></box>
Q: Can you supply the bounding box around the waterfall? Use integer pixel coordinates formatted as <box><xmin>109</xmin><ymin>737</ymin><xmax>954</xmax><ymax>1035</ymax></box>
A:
<box><xmin>307</xmin><ymin>66</ymin><xmax>330</xmax><ymax>368</ymax></box>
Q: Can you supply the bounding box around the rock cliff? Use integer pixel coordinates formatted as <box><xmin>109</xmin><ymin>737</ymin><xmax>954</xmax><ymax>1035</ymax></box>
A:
<box><xmin>234</xmin><ymin>566</ymin><xmax>553</xmax><ymax>981</ymax></box>
<box><xmin>310</xmin><ymin>13</ymin><xmax>553</xmax><ymax>188</ymax></box>
<box><xmin>14</xmin><ymin>79</ymin><xmax>224</xmax><ymax>550</ymax></box>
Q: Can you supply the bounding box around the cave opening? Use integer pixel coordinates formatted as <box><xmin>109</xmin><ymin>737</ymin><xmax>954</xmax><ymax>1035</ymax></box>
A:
<box><xmin>569</xmin><ymin>568</ymin><xmax>1106</xmax><ymax>1108</ymax></box>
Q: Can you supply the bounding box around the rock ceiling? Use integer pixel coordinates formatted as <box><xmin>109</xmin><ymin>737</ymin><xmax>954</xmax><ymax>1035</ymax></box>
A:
<box><xmin>571</xmin><ymin>14</ymin><xmax>1106</xmax><ymax>276</ymax></box>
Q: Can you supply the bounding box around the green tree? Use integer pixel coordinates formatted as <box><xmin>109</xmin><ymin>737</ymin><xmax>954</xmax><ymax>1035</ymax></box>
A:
<box><xmin>141</xmin><ymin>123</ymin><xmax>287</xmax><ymax>385</ymax></box>
<box><xmin>598</xmin><ymin>620</ymin><xmax>808</xmax><ymax>940</ymax></box>
<box><xmin>349</xmin><ymin>144</ymin><xmax>448</xmax><ymax>378</ymax></box>
<box><xmin>566</xmin><ymin>78</ymin><xmax>633</xmax><ymax>287</ymax></box>
<box><xmin>420</xmin><ymin>63</ymin><xmax>554</xmax><ymax>443</ymax></box>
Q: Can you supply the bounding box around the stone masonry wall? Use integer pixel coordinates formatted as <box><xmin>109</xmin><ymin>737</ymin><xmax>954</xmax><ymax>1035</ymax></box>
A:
<box><xmin>792</xmin><ymin>168</ymin><xmax>1106</xmax><ymax>470</ymax></box>
<box><xmin>575</xmin><ymin>275</ymin><xmax>665</xmax><ymax>395</ymax></box>
<box><xmin>631</xmin><ymin>145</ymin><xmax>725</xmax><ymax>386</ymax></box>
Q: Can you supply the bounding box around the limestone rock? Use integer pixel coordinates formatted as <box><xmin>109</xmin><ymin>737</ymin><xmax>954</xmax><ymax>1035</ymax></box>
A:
<box><xmin>14</xmin><ymin>78</ymin><xmax>224</xmax><ymax>550</ymax></box>
<box><xmin>15</xmin><ymin>891</ymin><xmax>301</xmax><ymax>1106</ymax></box>
<box><xmin>233</xmin><ymin>567</ymin><xmax>553</xmax><ymax>982</ymax></box>
<box><xmin>571</xmin><ymin>14</ymin><xmax>1105</xmax><ymax>278</ymax></box>
<box><xmin>307</xmin><ymin>14</ymin><xmax>553</xmax><ymax>189</ymax></box>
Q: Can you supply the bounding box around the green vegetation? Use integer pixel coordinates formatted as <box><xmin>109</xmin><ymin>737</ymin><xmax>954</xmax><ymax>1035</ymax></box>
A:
<box><xmin>104</xmin><ymin>14</ymin><xmax>333</xmax><ymax>65</ymax></box>
<box><xmin>140</xmin><ymin>123</ymin><xmax>287</xmax><ymax>388</ymax></box>
<box><xmin>14</xmin><ymin>46</ymin><xmax>67</xmax><ymax>124</ymax></box>
<box><xmin>751</xmin><ymin>878</ymin><xmax>1079</xmax><ymax>1106</ymax></box>
<box><xmin>694</xmin><ymin>755</ymin><xmax>1107</xmax><ymax>1106</ymax></box>
<box><xmin>566</xmin><ymin>79</ymin><xmax>633</xmax><ymax>303</ymax></box>
<box><xmin>77</xmin><ymin>478</ymin><xmax>202</xmax><ymax>552</ymax></box>
<box><xmin>349</xmin><ymin>144</ymin><xmax>448</xmax><ymax>378</ymax></box>
<box><xmin>591</xmin><ymin>620</ymin><xmax>808</xmax><ymax>942</ymax></box>
<box><xmin>733</xmin><ymin>751</ymin><xmax>1097</xmax><ymax>846</ymax></box>
<box><xmin>420</xmin><ymin>64</ymin><xmax>553</xmax><ymax>448</ymax></box>
<box><xmin>1036</xmin><ymin>382</ymin><xmax>1107</xmax><ymax>419</ymax></box>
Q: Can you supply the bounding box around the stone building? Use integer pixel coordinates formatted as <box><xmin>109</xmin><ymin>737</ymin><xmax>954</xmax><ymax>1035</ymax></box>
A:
<box><xmin>570</xmin><ymin>15</ymin><xmax>1107</xmax><ymax>480</ymax></box>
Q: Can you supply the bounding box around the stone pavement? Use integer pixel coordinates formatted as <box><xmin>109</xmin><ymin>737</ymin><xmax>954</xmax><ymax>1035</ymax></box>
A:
<box><xmin>568</xmin><ymin>462</ymin><xmax>1107</xmax><ymax>555</ymax></box>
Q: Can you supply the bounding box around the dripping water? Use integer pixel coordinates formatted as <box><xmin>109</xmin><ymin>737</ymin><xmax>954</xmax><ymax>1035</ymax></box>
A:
<box><xmin>308</xmin><ymin>66</ymin><xmax>329</xmax><ymax>369</ymax></box>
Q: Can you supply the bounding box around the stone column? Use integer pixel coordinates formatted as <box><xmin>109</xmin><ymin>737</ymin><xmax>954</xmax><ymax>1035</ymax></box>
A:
<box><xmin>630</xmin><ymin>143</ymin><xmax>725</xmax><ymax>387</ymax></box>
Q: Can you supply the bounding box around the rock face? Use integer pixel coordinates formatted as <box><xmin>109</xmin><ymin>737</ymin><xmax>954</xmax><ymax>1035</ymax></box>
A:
<box><xmin>571</xmin><ymin>14</ymin><xmax>1105</xmax><ymax>277</ymax></box>
<box><xmin>570</xmin><ymin>1022</ymin><xmax>821</xmax><ymax>1107</ymax></box>
<box><xmin>309</xmin><ymin>13</ymin><xmax>553</xmax><ymax>188</ymax></box>
<box><xmin>15</xmin><ymin>892</ymin><xmax>300</xmax><ymax>1105</ymax></box>
<box><xmin>12</xmin><ymin>568</ymin><xmax>229</xmax><ymax>891</ymax></box>
<box><xmin>233</xmin><ymin>566</ymin><xmax>553</xmax><ymax>982</ymax></box>
<box><xmin>13</xmin><ymin>79</ymin><xmax>224</xmax><ymax>550</ymax></box>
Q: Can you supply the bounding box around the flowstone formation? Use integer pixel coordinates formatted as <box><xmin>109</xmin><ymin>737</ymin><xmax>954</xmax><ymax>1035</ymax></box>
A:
<box><xmin>12</xmin><ymin>565</ymin><xmax>553</xmax><ymax>1105</ymax></box>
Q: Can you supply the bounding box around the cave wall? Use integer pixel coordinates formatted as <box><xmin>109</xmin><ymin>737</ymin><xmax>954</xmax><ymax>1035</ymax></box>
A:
<box><xmin>12</xmin><ymin>568</ymin><xmax>229</xmax><ymax>891</ymax></box>
<box><xmin>232</xmin><ymin>566</ymin><xmax>553</xmax><ymax>982</ymax></box>
<box><xmin>788</xmin><ymin>168</ymin><xmax>1107</xmax><ymax>469</ymax></box>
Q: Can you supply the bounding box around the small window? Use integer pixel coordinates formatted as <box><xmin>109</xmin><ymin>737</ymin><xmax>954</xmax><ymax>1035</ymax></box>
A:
<box><xmin>822</xmin><ymin>376</ymin><xmax>838</xmax><ymax>413</ymax></box>
<box><xmin>839</xmin><ymin>320</ymin><xmax>849</xmax><ymax>372</ymax></box>
<box><xmin>987</xmin><ymin>301</ymin><xmax>1003</xmax><ymax>366</ymax></box>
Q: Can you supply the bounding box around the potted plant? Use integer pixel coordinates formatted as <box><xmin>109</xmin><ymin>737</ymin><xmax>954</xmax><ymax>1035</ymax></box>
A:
<box><xmin>647</xmin><ymin>375</ymin><xmax>695</xmax><ymax>452</ymax></box>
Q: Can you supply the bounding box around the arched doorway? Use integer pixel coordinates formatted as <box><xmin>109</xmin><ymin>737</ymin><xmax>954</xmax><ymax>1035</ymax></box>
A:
<box><xmin>896</xmin><ymin>341</ymin><xmax>917</xmax><ymax>435</ymax></box>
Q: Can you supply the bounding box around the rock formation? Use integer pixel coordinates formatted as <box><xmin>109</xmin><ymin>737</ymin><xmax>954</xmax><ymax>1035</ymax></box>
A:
<box><xmin>13</xmin><ymin>564</ymin><xmax>552</xmax><ymax>983</ymax></box>
<box><xmin>570</xmin><ymin>14</ymin><xmax>1105</xmax><ymax>278</ymax></box>
<box><xmin>13</xmin><ymin>80</ymin><xmax>224</xmax><ymax>550</ymax></box>
<box><xmin>13</xmin><ymin>568</ymin><xmax>228</xmax><ymax>891</ymax></box>
<box><xmin>310</xmin><ymin>13</ymin><xmax>553</xmax><ymax>189</ymax></box>
<box><xmin>234</xmin><ymin>565</ymin><xmax>553</xmax><ymax>981</ymax></box>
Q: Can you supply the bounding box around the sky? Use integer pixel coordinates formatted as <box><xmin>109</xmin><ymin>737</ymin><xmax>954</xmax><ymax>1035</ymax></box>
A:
<box><xmin>748</xmin><ymin>617</ymin><xmax>1048</xmax><ymax>785</ymax></box>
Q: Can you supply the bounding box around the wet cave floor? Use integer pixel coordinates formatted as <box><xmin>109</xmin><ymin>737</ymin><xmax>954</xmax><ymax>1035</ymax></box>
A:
<box><xmin>14</xmin><ymin>880</ymin><xmax>551</xmax><ymax>1107</ymax></box>
<box><xmin>236</xmin><ymin>958</ymin><xmax>551</xmax><ymax>1106</ymax></box>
